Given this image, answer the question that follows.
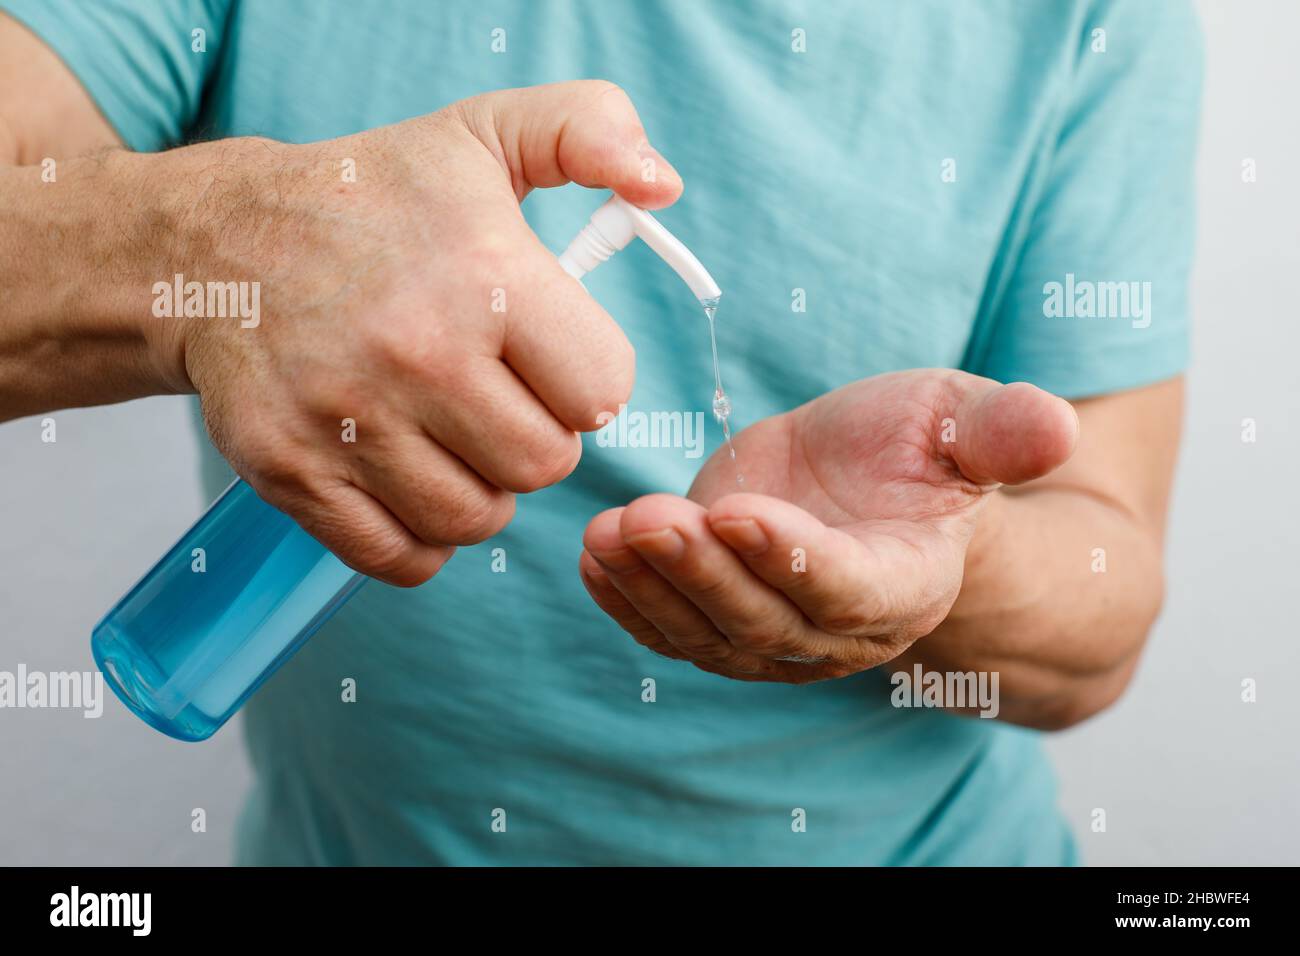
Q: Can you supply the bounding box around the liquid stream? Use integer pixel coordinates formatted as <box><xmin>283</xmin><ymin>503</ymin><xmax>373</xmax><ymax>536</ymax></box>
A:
<box><xmin>701</xmin><ymin>297</ymin><xmax>743</xmax><ymax>487</ymax></box>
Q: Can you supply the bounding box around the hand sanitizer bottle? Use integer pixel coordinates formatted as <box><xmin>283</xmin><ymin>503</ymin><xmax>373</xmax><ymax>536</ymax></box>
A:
<box><xmin>92</xmin><ymin>479</ymin><xmax>365</xmax><ymax>740</ymax></box>
<box><xmin>92</xmin><ymin>192</ymin><xmax>720</xmax><ymax>741</ymax></box>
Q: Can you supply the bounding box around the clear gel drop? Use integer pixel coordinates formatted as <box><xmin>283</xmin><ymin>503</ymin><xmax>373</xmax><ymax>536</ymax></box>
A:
<box><xmin>700</xmin><ymin>296</ymin><xmax>743</xmax><ymax>486</ymax></box>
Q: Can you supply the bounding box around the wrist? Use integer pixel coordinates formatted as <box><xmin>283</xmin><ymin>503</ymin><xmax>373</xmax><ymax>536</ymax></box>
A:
<box><xmin>141</xmin><ymin>135</ymin><xmax>311</xmax><ymax>396</ymax></box>
<box><xmin>105</xmin><ymin>146</ymin><xmax>194</xmax><ymax>395</ymax></box>
<box><xmin>85</xmin><ymin>137</ymin><xmax>301</xmax><ymax>398</ymax></box>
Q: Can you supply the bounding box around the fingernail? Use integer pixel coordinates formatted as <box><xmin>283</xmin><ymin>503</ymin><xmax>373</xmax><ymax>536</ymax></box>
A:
<box><xmin>589</xmin><ymin>546</ymin><xmax>643</xmax><ymax>575</ymax></box>
<box><xmin>625</xmin><ymin>527</ymin><xmax>686</xmax><ymax>561</ymax></box>
<box><xmin>711</xmin><ymin>518</ymin><xmax>769</xmax><ymax>556</ymax></box>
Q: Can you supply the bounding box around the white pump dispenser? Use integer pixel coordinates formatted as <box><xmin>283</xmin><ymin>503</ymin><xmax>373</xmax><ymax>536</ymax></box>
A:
<box><xmin>558</xmin><ymin>194</ymin><xmax>722</xmax><ymax>303</ymax></box>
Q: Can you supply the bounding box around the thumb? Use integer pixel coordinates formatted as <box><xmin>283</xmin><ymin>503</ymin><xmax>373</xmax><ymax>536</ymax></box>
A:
<box><xmin>456</xmin><ymin>80</ymin><xmax>683</xmax><ymax>209</ymax></box>
<box><xmin>943</xmin><ymin>378</ymin><xmax>1079</xmax><ymax>486</ymax></box>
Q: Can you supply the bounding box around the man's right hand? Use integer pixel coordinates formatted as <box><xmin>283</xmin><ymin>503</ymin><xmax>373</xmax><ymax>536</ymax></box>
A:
<box><xmin>154</xmin><ymin>82</ymin><xmax>679</xmax><ymax>585</ymax></box>
<box><xmin>2</xmin><ymin>70</ymin><xmax>681</xmax><ymax>585</ymax></box>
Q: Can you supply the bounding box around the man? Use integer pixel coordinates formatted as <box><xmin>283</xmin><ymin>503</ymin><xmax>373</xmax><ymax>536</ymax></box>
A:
<box><xmin>0</xmin><ymin>0</ymin><xmax>1200</xmax><ymax>864</ymax></box>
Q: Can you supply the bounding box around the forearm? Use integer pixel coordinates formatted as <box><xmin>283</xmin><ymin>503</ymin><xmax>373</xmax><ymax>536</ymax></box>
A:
<box><xmin>0</xmin><ymin>133</ymin><xmax>301</xmax><ymax>421</ymax></box>
<box><xmin>0</xmin><ymin>148</ymin><xmax>172</xmax><ymax>418</ymax></box>
<box><xmin>898</xmin><ymin>485</ymin><xmax>1164</xmax><ymax>729</ymax></box>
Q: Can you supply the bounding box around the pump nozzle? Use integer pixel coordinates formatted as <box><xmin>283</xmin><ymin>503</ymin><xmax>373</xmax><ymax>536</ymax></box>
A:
<box><xmin>558</xmin><ymin>194</ymin><xmax>722</xmax><ymax>303</ymax></box>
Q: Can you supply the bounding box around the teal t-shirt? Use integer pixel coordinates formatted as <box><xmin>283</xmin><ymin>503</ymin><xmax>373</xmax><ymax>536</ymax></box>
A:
<box><xmin>8</xmin><ymin>0</ymin><xmax>1200</xmax><ymax>864</ymax></box>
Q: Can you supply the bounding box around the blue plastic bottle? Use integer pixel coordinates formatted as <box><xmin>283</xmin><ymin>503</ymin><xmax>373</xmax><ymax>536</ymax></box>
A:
<box><xmin>91</xmin><ymin>479</ymin><xmax>365</xmax><ymax>741</ymax></box>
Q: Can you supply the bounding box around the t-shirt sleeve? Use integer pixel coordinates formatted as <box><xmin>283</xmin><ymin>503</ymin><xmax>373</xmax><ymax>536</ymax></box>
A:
<box><xmin>0</xmin><ymin>0</ymin><xmax>232</xmax><ymax>152</ymax></box>
<box><xmin>965</xmin><ymin>0</ymin><xmax>1204</xmax><ymax>399</ymax></box>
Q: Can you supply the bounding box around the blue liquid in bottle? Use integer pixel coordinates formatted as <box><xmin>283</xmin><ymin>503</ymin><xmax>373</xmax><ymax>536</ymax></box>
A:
<box><xmin>92</xmin><ymin>479</ymin><xmax>365</xmax><ymax>741</ymax></box>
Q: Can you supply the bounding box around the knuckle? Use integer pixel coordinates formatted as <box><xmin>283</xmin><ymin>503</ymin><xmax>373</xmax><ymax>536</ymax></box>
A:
<box><xmin>503</xmin><ymin>433</ymin><xmax>581</xmax><ymax>492</ymax></box>
<box><xmin>730</xmin><ymin>626</ymin><xmax>790</xmax><ymax>657</ymax></box>
<box><xmin>373</xmin><ymin>328</ymin><xmax>452</xmax><ymax>383</ymax></box>
<box><xmin>684</xmin><ymin>572</ymin><xmax>732</xmax><ymax>606</ymax></box>
<box><xmin>299</xmin><ymin>370</ymin><xmax>372</xmax><ymax>424</ymax></box>
<box><xmin>587</xmin><ymin>78</ymin><xmax>624</xmax><ymax>95</ymax></box>
<box><xmin>459</xmin><ymin>232</ymin><xmax>517</xmax><ymax>292</ymax></box>
<box><xmin>577</xmin><ymin>78</ymin><xmax>628</xmax><ymax>107</ymax></box>
<box><xmin>438</xmin><ymin>491</ymin><xmax>514</xmax><ymax>545</ymax></box>
<box><xmin>818</xmin><ymin>613</ymin><xmax>873</xmax><ymax>638</ymax></box>
<box><xmin>682</xmin><ymin>633</ymin><xmax>734</xmax><ymax>664</ymax></box>
<box><xmin>717</xmin><ymin>648</ymin><xmax>772</xmax><ymax>675</ymax></box>
<box><xmin>350</xmin><ymin>528</ymin><xmax>418</xmax><ymax>582</ymax></box>
<box><xmin>817</xmin><ymin>600</ymin><xmax>886</xmax><ymax>638</ymax></box>
<box><xmin>292</xmin><ymin>480</ymin><xmax>428</xmax><ymax>585</ymax></box>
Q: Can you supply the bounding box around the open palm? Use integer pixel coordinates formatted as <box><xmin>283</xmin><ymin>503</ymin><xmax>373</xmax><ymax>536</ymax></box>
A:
<box><xmin>579</xmin><ymin>369</ymin><xmax>1078</xmax><ymax>682</ymax></box>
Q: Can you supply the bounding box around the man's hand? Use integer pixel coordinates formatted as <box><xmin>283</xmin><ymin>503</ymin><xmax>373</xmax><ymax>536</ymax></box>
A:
<box><xmin>579</xmin><ymin>370</ymin><xmax>1079</xmax><ymax>683</ymax></box>
<box><xmin>1</xmin><ymin>64</ymin><xmax>681</xmax><ymax>586</ymax></box>
<box><xmin>154</xmin><ymin>82</ymin><xmax>679</xmax><ymax>586</ymax></box>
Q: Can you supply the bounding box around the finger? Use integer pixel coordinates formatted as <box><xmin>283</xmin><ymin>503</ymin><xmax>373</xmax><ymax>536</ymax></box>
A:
<box><xmin>465</xmin><ymin>79</ymin><xmax>683</xmax><ymax>207</ymax></box>
<box><xmin>943</xmin><ymin>375</ymin><xmax>1079</xmax><ymax>486</ymax></box>
<box><xmin>582</xmin><ymin>507</ymin><xmax>784</xmax><ymax>677</ymax></box>
<box><xmin>500</xmin><ymin>248</ymin><xmax>636</xmax><ymax>432</ymax></box>
<box><xmin>578</xmin><ymin>550</ymin><xmax>687</xmax><ymax>661</ymax></box>
<box><xmin>258</xmin><ymin>475</ymin><xmax>455</xmax><ymax>587</ymax></box>
<box><xmin>618</xmin><ymin>494</ymin><xmax>833</xmax><ymax>664</ymax></box>
<box><xmin>423</xmin><ymin>354</ymin><xmax>584</xmax><ymax>493</ymax></box>
<box><xmin>449</xmin><ymin>79</ymin><xmax>676</xmax><ymax>431</ymax></box>
<box><xmin>347</xmin><ymin>427</ymin><xmax>515</xmax><ymax>547</ymax></box>
<box><xmin>708</xmin><ymin>492</ymin><xmax>934</xmax><ymax>650</ymax></box>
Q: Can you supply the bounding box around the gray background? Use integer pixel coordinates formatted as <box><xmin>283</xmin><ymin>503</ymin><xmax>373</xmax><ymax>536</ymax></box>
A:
<box><xmin>1</xmin><ymin>0</ymin><xmax>1295</xmax><ymax>865</ymax></box>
